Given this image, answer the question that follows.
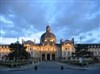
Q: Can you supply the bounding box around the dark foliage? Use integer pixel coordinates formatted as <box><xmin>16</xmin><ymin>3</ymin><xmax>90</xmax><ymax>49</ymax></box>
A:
<box><xmin>72</xmin><ymin>44</ymin><xmax>94</xmax><ymax>58</ymax></box>
<box><xmin>7</xmin><ymin>42</ymin><xmax>31</xmax><ymax>60</ymax></box>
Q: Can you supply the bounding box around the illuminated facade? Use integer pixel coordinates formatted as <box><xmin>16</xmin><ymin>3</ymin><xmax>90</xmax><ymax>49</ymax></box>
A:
<box><xmin>0</xmin><ymin>45</ymin><xmax>11</xmax><ymax>61</ymax></box>
<box><xmin>24</xmin><ymin>25</ymin><xmax>75</xmax><ymax>61</ymax></box>
<box><xmin>0</xmin><ymin>25</ymin><xmax>100</xmax><ymax>61</ymax></box>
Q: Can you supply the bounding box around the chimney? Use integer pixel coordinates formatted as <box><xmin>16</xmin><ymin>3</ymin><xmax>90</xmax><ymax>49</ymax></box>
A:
<box><xmin>22</xmin><ymin>39</ymin><xmax>24</xmax><ymax>45</ymax></box>
<box><xmin>71</xmin><ymin>38</ymin><xmax>74</xmax><ymax>44</ymax></box>
<box><xmin>60</xmin><ymin>38</ymin><xmax>63</xmax><ymax>44</ymax></box>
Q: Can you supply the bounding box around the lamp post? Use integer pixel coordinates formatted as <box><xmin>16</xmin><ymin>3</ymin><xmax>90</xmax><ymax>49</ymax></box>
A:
<box><xmin>80</xmin><ymin>36</ymin><xmax>83</xmax><ymax>66</ymax></box>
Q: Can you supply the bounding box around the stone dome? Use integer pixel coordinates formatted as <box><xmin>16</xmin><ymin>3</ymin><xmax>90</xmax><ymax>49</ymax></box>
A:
<box><xmin>24</xmin><ymin>40</ymin><xmax>34</xmax><ymax>45</ymax></box>
<box><xmin>40</xmin><ymin>25</ymin><xmax>56</xmax><ymax>44</ymax></box>
<box><xmin>63</xmin><ymin>40</ymin><xmax>73</xmax><ymax>44</ymax></box>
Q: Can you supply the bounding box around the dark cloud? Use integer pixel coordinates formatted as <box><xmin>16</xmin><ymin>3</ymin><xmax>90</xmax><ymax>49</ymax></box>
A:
<box><xmin>0</xmin><ymin>0</ymin><xmax>100</xmax><ymax>43</ymax></box>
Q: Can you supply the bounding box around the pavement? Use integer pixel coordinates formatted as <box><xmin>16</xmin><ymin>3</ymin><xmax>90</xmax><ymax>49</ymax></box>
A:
<box><xmin>56</xmin><ymin>62</ymin><xmax>100</xmax><ymax>70</ymax></box>
<box><xmin>0</xmin><ymin>61</ymin><xmax>100</xmax><ymax>71</ymax></box>
<box><xmin>0</xmin><ymin>62</ymin><xmax>40</xmax><ymax>71</ymax></box>
<box><xmin>0</xmin><ymin>61</ymin><xmax>100</xmax><ymax>74</ymax></box>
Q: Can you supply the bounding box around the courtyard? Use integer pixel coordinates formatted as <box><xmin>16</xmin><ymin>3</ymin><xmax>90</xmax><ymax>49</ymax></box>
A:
<box><xmin>0</xmin><ymin>61</ymin><xmax>100</xmax><ymax>74</ymax></box>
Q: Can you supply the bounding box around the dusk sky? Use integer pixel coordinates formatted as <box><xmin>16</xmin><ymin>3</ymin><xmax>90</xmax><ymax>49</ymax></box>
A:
<box><xmin>0</xmin><ymin>0</ymin><xmax>100</xmax><ymax>44</ymax></box>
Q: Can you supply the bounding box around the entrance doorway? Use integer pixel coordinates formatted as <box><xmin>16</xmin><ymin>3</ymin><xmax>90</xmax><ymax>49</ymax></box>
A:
<box><xmin>42</xmin><ymin>54</ymin><xmax>45</xmax><ymax>61</ymax></box>
<box><xmin>52</xmin><ymin>54</ymin><xmax>55</xmax><ymax>60</ymax></box>
<box><xmin>47</xmin><ymin>54</ymin><xmax>50</xmax><ymax>61</ymax></box>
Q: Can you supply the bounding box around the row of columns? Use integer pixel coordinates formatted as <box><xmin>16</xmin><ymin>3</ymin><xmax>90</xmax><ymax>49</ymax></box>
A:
<box><xmin>41</xmin><ymin>53</ymin><xmax>55</xmax><ymax>61</ymax></box>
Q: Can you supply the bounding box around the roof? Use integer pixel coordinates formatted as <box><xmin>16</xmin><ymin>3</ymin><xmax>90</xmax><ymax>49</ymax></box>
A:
<box><xmin>75</xmin><ymin>44</ymin><xmax>100</xmax><ymax>48</ymax></box>
<box><xmin>63</xmin><ymin>40</ymin><xmax>73</xmax><ymax>44</ymax></box>
<box><xmin>24</xmin><ymin>40</ymin><xmax>34</xmax><ymax>45</ymax></box>
<box><xmin>0</xmin><ymin>44</ymin><xmax>10</xmax><ymax>46</ymax></box>
<box><xmin>40</xmin><ymin>32</ymin><xmax>56</xmax><ymax>44</ymax></box>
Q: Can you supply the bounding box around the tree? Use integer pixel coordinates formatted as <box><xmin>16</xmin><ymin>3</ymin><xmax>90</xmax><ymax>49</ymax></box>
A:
<box><xmin>72</xmin><ymin>44</ymin><xmax>94</xmax><ymax>59</ymax></box>
<box><xmin>72</xmin><ymin>44</ymin><xmax>96</xmax><ymax>66</ymax></box>
<box><xmin>7</xmin><ymin>42</ymin><xmax>31</xmax><ymax>61</ymax></box>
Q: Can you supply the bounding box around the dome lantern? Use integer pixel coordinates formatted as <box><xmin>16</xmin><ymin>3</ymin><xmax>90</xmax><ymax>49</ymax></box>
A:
<box><xmin>46</xmin><ymin>25</ymin><xmax>51</xmax><ymax>33</ymax></box>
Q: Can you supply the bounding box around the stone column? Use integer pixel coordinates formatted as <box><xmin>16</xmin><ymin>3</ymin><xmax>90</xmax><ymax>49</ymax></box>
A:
<box><xmin>40</xmin><ymin>53</ymin><xmax>43</xmax><ymax>61</ymax></box>
<box><xmin>45</xmin><ymin>53</ymin><xmax>47</xmax><ymax>61</ymax></box>
<box><xmin>50</xmin><ymin>54</ymin><xmax>52</xmax><ymax>61</ymax></box>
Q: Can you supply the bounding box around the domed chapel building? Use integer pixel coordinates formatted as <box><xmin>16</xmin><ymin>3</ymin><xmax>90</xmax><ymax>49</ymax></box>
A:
<box><xmin>0</xmin><ymin>25</ymin><xmax>100</xmax><ymax>61</ymax></box>
<box><xmin>23</xmin><ymin>25</ymin><xmax>75</xmax><ymax>61</ymax></box>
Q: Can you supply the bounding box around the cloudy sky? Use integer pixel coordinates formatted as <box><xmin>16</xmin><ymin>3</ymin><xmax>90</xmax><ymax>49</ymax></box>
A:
<box><xmin>0</xmin><ymin>0</ymin><xmax>100</xmax><ymax>44</ymax></box>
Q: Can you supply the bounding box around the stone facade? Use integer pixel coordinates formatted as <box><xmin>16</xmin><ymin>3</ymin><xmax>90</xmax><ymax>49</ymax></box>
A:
<box><xmin>0</xmin><ymin>45</ymin><xmax>11</xmax><ymax>61</ymax></box>
<box><xmin>0</xmin><ymin>26</ymin><xmax>100</xmax><ymax>61</ymax></box>
<box><xmin>24</xmin><ymin>25</ymin><xmax>75</xmax><ymax>61</ymax></box>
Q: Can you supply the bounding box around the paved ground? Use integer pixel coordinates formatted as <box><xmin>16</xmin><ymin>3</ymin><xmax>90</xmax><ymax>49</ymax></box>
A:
<box><xmin>0</xmin><ymin>61</ymin><xmax>100</xmax><ymax>74</ymax></box>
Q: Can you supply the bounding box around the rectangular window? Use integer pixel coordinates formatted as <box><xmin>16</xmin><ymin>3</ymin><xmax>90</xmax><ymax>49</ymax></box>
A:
<box><xmin>68</xmin><ymin>52</ymin><xmax>70</xmax><ymax>56</ymax></box>
<box><xmin>64</xmin><ymin>52</ymin><xmax>66</xmax><ymax>56</ymax></box>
